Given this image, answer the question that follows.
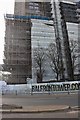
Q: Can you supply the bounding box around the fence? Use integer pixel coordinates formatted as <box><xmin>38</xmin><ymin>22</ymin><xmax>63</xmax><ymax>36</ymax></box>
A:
<box><xmin>0</xmin><ymin>81</ymin><xmax>80</xmax><ymax>95</ymax></box>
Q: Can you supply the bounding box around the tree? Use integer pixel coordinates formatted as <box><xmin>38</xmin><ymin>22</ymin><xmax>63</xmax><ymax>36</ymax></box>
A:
<box><xmin>33</xmin><ymin>47</ymin><xmax>46</xmax><ymax>83</ymax></box>
<box><xmin>47</xmin><ymin>43</ymin><xmax>64</xmax><ymax>81</ymax></box>
<box><xmin>70</xmin><ymin>40</ymin><xmax>79</xmax><ymax>74</ymax></box>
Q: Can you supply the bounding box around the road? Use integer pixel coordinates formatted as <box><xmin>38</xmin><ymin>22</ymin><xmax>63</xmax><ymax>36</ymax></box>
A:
<box><xmin>1</xmin><ymin>93</ymin><xmax>79</xmax><ymax>107</ymax></box>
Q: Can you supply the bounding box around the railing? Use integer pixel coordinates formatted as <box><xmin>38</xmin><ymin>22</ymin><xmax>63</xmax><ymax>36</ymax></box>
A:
<box><xmin>1</xmin><ymin>89</ymin><xmax>79</xmax><ymax>96</ymax></box>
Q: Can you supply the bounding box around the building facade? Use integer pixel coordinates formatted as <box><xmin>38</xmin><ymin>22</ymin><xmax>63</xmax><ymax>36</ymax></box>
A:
<box><xmin>77</xmin><ymin>1</ymin><xmax>80</xmax><ymax>79</ymax></box>
<box><xmin>3</xmin><ymin>1</ymin><xmax>52</xmax><ymax>84</ymax></box>
<box><xmin>31</xmin><ymin>19</ymin><xmax>55</xmax><ymax>83</ymax></box>
<box><xmin>59</xmin><ymin>0</ymin><xmax>80</xmax><ymax>80</ymax></box>
<box><xmin>3</xmin><ymin>0</ymin><xmax>80</xmax><ymax>84</ymax></box>
<box><xmin>52</xmin><ymin>0</ymin><xmax>80</xmax><ymax>80</ymax></box>
<box><xmin>14</xmin><ymin>2</ymin><xmax>52</xmax><ymax>17</ymax></box>
<box><xmin>3</xmin><ymin>17</ymin><xmax>32</xmax><ymax>84</ymax></box>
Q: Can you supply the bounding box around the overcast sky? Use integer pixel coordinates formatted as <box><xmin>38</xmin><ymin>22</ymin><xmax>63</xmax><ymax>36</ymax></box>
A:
<box><xmin>0</xmin><ymin>0</ymin><xmax>14</xmax><ymax>64</ymax></box>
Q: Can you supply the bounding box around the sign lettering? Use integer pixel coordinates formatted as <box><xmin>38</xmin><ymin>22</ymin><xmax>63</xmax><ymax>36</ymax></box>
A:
<box><xmin>31</xmin><ymin>81</ymin><xmax>80</xmax><ymax>92</ymax></box>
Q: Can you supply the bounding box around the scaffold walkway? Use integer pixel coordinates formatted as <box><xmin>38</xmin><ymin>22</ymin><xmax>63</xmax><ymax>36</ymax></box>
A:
<box><xmin>5</xmin><ymin>14</ymin><xmax>51</xmax><ymax>21</ymax></box>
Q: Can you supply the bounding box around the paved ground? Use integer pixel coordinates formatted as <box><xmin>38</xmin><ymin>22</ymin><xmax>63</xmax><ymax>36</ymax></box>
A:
<box><xmin>1</xmin><ymin>103</ymin><xmax>80</xmax><ymax>119</ymax></box>
<box><xmin>0</xmin><ymin>93</ymin><xmax>80</xmax><ymax>119</ymax></box>
<box><xmin>1</xmin><ymin>104</ymin><xmax>69</xmax><ymax>113</ymax></box>
<box><xmin>2</xmin><ymin>93</ymin><xmax>79</xmax><ymax>107</ymax></box>
<box><xmin>2</xmin><ymin>110</ymin><xmax>80</xmax><ymax>118</ymax></box>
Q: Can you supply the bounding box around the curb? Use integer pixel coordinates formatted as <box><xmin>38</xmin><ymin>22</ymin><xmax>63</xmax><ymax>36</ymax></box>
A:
<box><xmin>71</xmin><ymin>106</ymin><xmax>80</xmax><ymax>111</ymax></box>
<box><xmin>1</xmin><ymin>106</ymin><xmax>69</xmax><ymax>113</ymax></box>
<box><xmin>0</xmin><ymin>104</ymin><xmax>22</xmax><ymax>109</ymax></box>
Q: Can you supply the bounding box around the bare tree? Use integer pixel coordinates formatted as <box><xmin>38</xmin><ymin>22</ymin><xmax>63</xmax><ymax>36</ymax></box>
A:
<box><xmin>47</xmin><ymin>43</ymin><xmax>64</xmax><ymax>81</ymax></box>
<box><xmin>33</xmin><ymin>47</ymin><xmax>45</xmax><ymax>83</ymax></box>
<box><xmin>70</xmin><ymin>40</ymin><xmax>79</xmax><ymax>74</ymax></box>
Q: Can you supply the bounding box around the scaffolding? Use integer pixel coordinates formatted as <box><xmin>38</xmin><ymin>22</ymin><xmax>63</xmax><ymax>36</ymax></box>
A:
<box><xmin>3</xmin><ymin>2</ymin><xmax>52</xmax><ymax>84</ymax></box>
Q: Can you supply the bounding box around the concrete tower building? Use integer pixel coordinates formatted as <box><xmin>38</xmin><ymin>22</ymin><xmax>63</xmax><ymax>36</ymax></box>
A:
<box><xmin>14</xmin><ymin>2</ymin><xmax>52</xmax><ymax>17</ymax></box>
<box><xmin>59</xmin><ymin>0</ymin><xmax>80</xmax><ymax>80</ymax></box>
<box><xmin>3</xmin><ymin>0</ymin><xmax>80</xmax><ymax>84</ymax></box>
<box><xmin>3</xmin><ymin>1</ymin><xmax>52</xmax><ymax>84</ymax></box>
<box><xmin>52</xmin><ymin>0</ymin><xmax>80</xmax><ymax>80</ymax></box>
<box><xmin>77</xmin><ymin>1</ymin><xmax>80</xmax><ymax>78</ymax></box>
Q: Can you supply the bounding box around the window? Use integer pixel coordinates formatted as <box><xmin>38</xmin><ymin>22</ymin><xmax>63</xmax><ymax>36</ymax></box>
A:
<box><xmin>34</xmin><ymin>3</ymin><xmax>39</xmax><ymax>6</ymax></box>
<box><xmin>34</xmin><ymin>6</ymin><xmax>39</xmax><ymax>10</ymax></box>
<box><xmin>29</xmin><ymin>6</ymin><xmax>33</xmax><ymax>9</ymax></box>
<box><xmin>29</xmin><ymin>2</ymin><xmax>33</xmax><ymax>5</ymax></box>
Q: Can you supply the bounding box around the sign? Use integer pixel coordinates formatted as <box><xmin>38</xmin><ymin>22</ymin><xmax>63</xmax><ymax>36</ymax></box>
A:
<box><xmin>31</xmin><ymin>81</ymin><xmax>80</xmax><ymax>93</ymax></box>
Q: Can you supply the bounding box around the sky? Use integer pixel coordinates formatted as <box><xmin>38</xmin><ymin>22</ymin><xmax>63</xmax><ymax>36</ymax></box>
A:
<box><xmin>0</xmin><ymin>0</ymin><xmax>14</xmax><ymax>64</ymax></box>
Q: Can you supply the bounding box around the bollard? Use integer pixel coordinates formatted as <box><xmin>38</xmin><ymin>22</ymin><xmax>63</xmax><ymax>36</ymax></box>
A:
<box><xmin>15</xmin><ymin>90</ymin><xmax>17</xmax><ymax>95</ymax></box>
